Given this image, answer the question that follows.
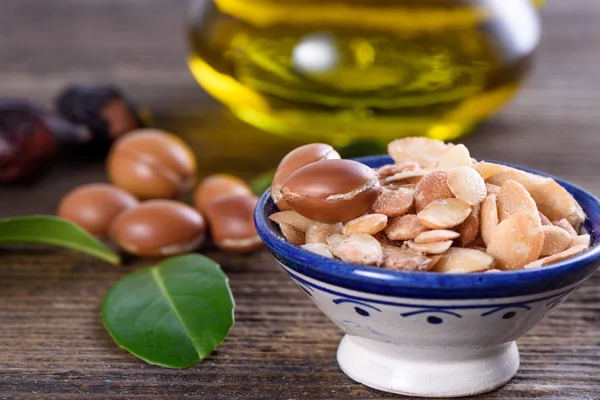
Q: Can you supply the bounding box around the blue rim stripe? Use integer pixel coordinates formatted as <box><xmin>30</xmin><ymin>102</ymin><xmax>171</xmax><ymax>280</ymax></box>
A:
<box><xmin>255</xmin><ymin>155</ymin><xmax>600</xmax><ymax>300</ymax></box>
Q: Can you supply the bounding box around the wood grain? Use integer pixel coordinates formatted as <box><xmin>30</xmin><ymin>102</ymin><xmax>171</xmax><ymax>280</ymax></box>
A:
<box><xmin>0</xmin><ymin>0</ymin><xmax>599</xmax><ymax>399</ymax></box>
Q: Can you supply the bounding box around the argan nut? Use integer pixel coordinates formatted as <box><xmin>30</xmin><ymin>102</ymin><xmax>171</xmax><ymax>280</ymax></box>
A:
<box><xmin>107</xmin><ymin>129</ymin><xmax>197</xmax><ymax>199</ymax></box>
<box><xmin>109</xmin><ymin>200</ymin><xmax>206</xmax><ymax>257</ymax></box>
<box><xmin>58</xmin><ymin>183</ymin><xmax>139</xmax><ymax>236</ymax></box>
<box><xmin>204</xmin><ymin>194</ymin><xmax>263</xmax><ymax>254</ymax></box>
<box><xmin>194</xmin><ymin>174</ymin><xmax>252</xmax><ymax>213</ymax></box>
<box><xmin>414</xmin><ymin>170</ymin><xmax>454</xmax><ymax>212</ymax></box>
<box><xmin>271</xmin><ymin>143</ymin><xmax>340</xmax><ymax>210</ymax></box>
<box><xmin>281</xmin><ymin>159</ymin><xmax>380</xmax><ymax>223</ymax></box>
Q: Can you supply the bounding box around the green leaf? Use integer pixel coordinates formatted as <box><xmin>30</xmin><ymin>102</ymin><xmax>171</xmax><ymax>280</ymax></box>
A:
<box><xmin>250</xmin><ymin>169</ymin><xmax>275</xmax><ymax>196</ymax></box>
<box><xmin>0</xmin><ymin>215</ymin><xmax>120</xmax><ymax>265</ymax></box>
<box><xmin>101</xmin><ymin>254</ymin><xmax>235</xmax><ymax>368</ymax></box>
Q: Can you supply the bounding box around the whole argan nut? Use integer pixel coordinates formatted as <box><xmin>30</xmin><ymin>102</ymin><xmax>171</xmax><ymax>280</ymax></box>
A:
<box><xmin>194</xmin><ymin>174</ymin><xmax>253</xmax><ymax>213</ymax></box>
<box><xmin>107</xmin><ymin>129</ymin><xmax>197</xmax><ymax>199</ymax></box>
<box><xmin>281</xmin><ymin>159</ymin><xmax>380</xmax><ymax>223</ymax></box>
<box><xmin>204</xmin><ymin>194</ymin><xmax>263</xmax><ymax>254</ymax></box>
<box><xmin>57</xmin><ymin>183</ymin><xmax>139</xmax><ymax>236</ymax></box>
<box><xmin>271</xmin><ymin>143</ymin><xmax>340</xmax><ymax>210</ymax></box>
<box><xmin>109</xmin><ymin>200</ymin><xmax>206</xmax><ymax>257</ymax></box>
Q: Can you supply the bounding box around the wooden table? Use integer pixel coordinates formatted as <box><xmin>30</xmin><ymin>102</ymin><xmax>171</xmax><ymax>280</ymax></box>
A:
<box><xmin>1</xmin><ymin>1</ymin><xmax>599</xmax><ymax>398</ymax></box>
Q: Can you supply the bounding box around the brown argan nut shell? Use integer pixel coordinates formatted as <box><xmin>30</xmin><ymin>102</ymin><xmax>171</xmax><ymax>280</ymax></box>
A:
<box><xmin>332</xmin><ymin>234</ymin><xmax>383</xmax><ymax>266</ymax></box>
<box><xmin>455</xmin><ymin>203</ymin><xmax>480</xmax><ymax>247</ymax></box>
<box><xmin>381</xmin><ymin>245</ymin><xmax>432</xmax><ymax>271</ymax></box>
<box><xmin>109</xmin><ymin>200</ymin><xmax>206</xmax><ymax>257</ymax></box>
<box><xmin>480</xmin><ymin>194</ymin><xmax>499</xmax><ymax>246</ymax></box>
<box><xmin>204</xmin><ymin>194</ymin><xmax>263</xmax><ymax>254</ymax></box>
<box><xmin>371</xmin><ymin>187</ymin><xmax>414</xmax><ymax>217</ymax></box>
<box><xmin>487</xmin><ymin>213</ymin><xmax>543</xmax><ymax>270</ymax></box>
<box><xmin>431</xmin><ymin>248</ymin><xmax>495</xmax><ymax>273</ymax></box>
<box><xmin>301</xmin><ymin>243</ymin><xmax>334</xmax><ymax>258</ymax></box>
<box><xmin>107</xmin><ymin>129</ymin><xmax>197</xmax><ymax>200</ymax></box>
<box><xmin>305</xmin><ymin>222</ymin><xmax>343</xmax><ymax>244</ymax></box>
<box><xmin>388</xmin><ymin>137</ymin><xmax>450</xmax><ymax>167</ymax></box>
<box><xmin>414</xmin><ymin>170</ymin><xmax>454</xmax><ymax>212</ymax></box>
<box><xmin>269</xmin><ymin>210</ymin><xmax>314</xmax><ymax>232</ymax></box>
<box><xmin>385</xmin><ymin>214</ymin><xmax>429</xmax><ymax>240</ymax></box>
<box><xmin>435</xmin><ymin>144</ymin><xmax>471</xmax><ymax>169</ymax></box>
<box><xmin>414</xmin><ymin>229</ymin><xmax>460</xmax><ymax>244</ymax></box>
<box><xmin>279</xmin><ymin>223</ymin><xmax>305</xmax><ymax>245</ymax></box>
<box><xmin>417</xmin><ymin>198</ymin><xmax>472</xmax><ymax>229</ymax></box>
<box><xmin>281</xmin><ymin>159</ymin><xmax>380</xmax><ymax>223</ymax></box>
<box><xmin>447</xmin><ymin>166</ymin><xmax>486</xmax><ymax>206</ymax></box>
<box><xmin>271</xmin><ymin>143</ymin><xmax>340</xmax><ymax>210</ymax></box>
<box><xmin>540</xmin><ymin>225</ymin><xmax>572</xmax><ymax>256</ymax></box>
<box><xmin>553</xmin><ymin>218</ymin><xmax>578</xmax><ymax>237</ymax></box>
<box><xmin>194</xmin><ymin>174</ymin><xmax>253</xmax><ymax>213</ymax></box>
<box><xmin>58</xmin><ymin>183</ymin><xmax>139</xmax><ymax>236</ymax></box>
<box><xmin>343</xmin><ymin>214</ymin><xmax>388</xmax><ymax>236</ymax></box>
<box><xmin>407</xmin><ymin>240</ymin><xmax>453</xmax><ymax>254</ymax></box>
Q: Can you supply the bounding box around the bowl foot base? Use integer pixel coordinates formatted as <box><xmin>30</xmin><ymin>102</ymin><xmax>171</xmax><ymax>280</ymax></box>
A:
<box><xmin>337</xmin><ymin>335</ymin><xmax>519</xmax><ymax>397</ymax></box>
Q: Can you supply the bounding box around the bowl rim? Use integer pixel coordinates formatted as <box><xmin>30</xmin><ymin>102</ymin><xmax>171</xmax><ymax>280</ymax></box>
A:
<box><xmin>255</xmin><ymin>155</ymin><xmax>600</xmax><ymax>298</ymax></box>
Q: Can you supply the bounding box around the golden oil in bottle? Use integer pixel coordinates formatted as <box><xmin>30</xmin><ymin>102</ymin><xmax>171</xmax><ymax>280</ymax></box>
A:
<box><xmin>188</xmin><ymin>0</ymin><xmax>540</xmax><ymax>144</ymax></box>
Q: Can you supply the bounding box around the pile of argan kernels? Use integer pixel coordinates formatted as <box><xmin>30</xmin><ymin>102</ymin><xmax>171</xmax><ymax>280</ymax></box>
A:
<box><xmin>268</xmin><ymin>138</ymin><xmax>590</xmax><ymax>273</ymax></box>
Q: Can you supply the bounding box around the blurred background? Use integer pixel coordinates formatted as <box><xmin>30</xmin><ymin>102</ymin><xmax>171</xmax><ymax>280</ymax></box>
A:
<box><xmin>0</xmin><ymin>0</ymin><xmax>598</xmax><ymax>215</ymax></box>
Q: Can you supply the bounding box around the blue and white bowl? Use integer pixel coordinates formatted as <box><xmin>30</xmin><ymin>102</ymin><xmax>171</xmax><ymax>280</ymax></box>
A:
<box><xmin>254</xmin><ymin>155</ymin><xmax>600</xmax><ymax>398</ymax></box>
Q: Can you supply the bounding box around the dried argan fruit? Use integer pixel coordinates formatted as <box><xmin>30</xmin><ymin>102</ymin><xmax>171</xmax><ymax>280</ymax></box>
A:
<box><xmin>540</xmin><ymin>225</ymin><xmax>572</xmax><ymax>256</ymax></box>
<box><xmin>381</xmin><ymin>245</ymin><xmax>432</xmax><ymax>271</ymax></box>
<box><xmin>487</xmin><ymin>213</ymin><xmax>543</xmax><ymax>270</ymax></box>
<box><xmin>332</xmin><ymin>234</ymin><xmax>383</xmax><ymax>266</ymax></box>
<box><xmin>485</xmin><ymin>183</ymin><xmax>501</xmax><ymax>195</ymax></box>
<box><xmin>269</xmin><ymin>210</ymin><xmax>314</xmax><ymax>232</ymax></box>
<box><xmin>417</xmin><ymin>198</ymin><xmax>472</xmax><ymax>229</ymax></box>
<box><xmin>538</xmin><ymin>244</ymin><xmax>588</xmax><ymax>266</ymax></box>
<box><xmin>388</xmin><ymin>137</ymin><xmax>450</xmax><ymax>167</ymax></box>
<box><xmin>447</xmin><ymin>166</ymin><xmax>486</xmax><ymax>206</ymax></box>
<box><xmin>414</xmin><ymin>170</ymin><xmax>454</xmax><ymax>212</ymax></box>
<box><xmin>271</xmin><ymin>143</ymin><xmax>340</xmax><ymax>210</ymax></box>
<box><xmin>407</xmin><ymin>240</ymin><xmax>453</xmax><ymax>254</ymax></box>
<box><xmin>281</xmin><ymin>159</ymin><xmax>380</xmax><ymax>223</ymax></box>
<box><xmin>305</xmin><ymin>222</ymin><xmax>343</xmax><ymax>244</ymax></box>
<box><xmin>553</xmin><ymin>218</ymin><xmax>578</xmax><ymax>237</ymax></box>
<box><xmin>570</xmin><ymin>234</ymin><xmax>590</xmax><ymax>248</ymax></box>
<box><xmin>343</xmin><ymin>214</ymin><xmax>388</xmax><ymax>236</ymax></box>
<box><xmin>455</xmin><ymin>203</ymin><xmax>480</xmax><ymax>247</ymax></box>
<box><xmin>385</xmin><ymin>214</ymin><xmax>429</xmax><ymax>240</ymax></box>
<box><xmin>497</xmin><ymin>180</ymin><xmax>540</xmax><ymax>224</ymax></box>
<box><xmin>431</xmin><ymin>248</ymin><xmax>495</xmax><ymax>273</ymax></box>
<box><xmin>480</xmin><ymin>194</ymin><xmax>499</xmax><ymax>247</ymax></box>
<box><xmin>301</xmin><ymin>243</ymin><xmax>334</xmax><ymax>258</ymax></box>
<box><xmin>371</xmin><ymin>187</ymin><xmax>414</xmax><ymax>217</ymax></box>
<box><xmin>435</xmin><ymin>144</ymin><xmax>471</xmax><ymax>169</ymax></box>
<box><xmin>279</xmin><ymin>223</ymin><xmax>305</xmax><ymax>245</ymax></box>
<box><xmin>414</xmin><ymin>229</ymin><xmax>460</xmax><ymax>244</ymax></box>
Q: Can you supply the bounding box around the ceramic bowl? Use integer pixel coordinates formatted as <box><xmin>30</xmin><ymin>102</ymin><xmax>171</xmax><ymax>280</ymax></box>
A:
<box><xmin>254</xmin><ymin>155</ymin><xmax>600</xmax><ymax>398</ymax></box>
